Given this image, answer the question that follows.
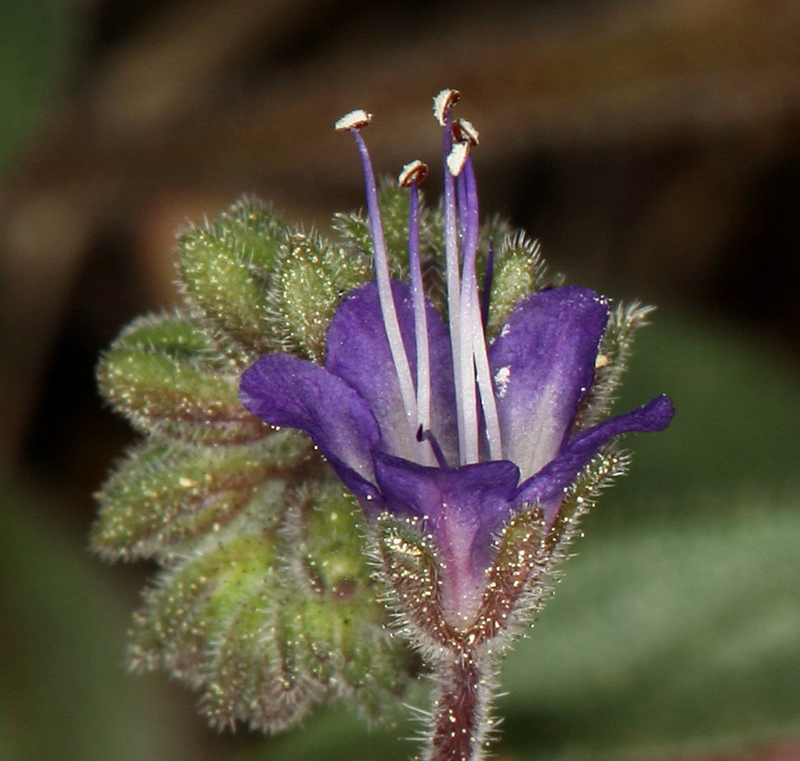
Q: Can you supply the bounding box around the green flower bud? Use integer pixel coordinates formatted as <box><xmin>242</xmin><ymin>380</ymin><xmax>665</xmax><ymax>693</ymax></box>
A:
<box><xmin>97</xmin><ymin>312</ymin><xmax>268</xmax><ymax>443</ymax></box>
<box><xmin>282</xmin><ymin>482</ymin><xmax>411</xmax><ymax>715</ymax></box>
<box><xmin>201</xmin><ymin>583</ymin><xmax>324</xmax><ymax>733</ymax></box>
<box><xmin>271</xmin><ymin>231</ymin><xmax>371</xmax><ymax>362</ymax></box>
<box><xmin>485</xmin><ymin>232</ymin><xmax>548</xmax><ymax>339</ymax></box>
<box><xmin>93</xmin><ymin>431</ymin><xmax>309</xmax><ymax>559</ymax></box>
<box><xmin>332</xmin><ymin>182</ymin><xmax>413</xmax><ymax>271</ymax></box>
<box><xmin>129</xmin><ymin>530</ymin><xmax>280</xmax><ymax>684</ymax></box>
<box><xmin>196</xmin><ymin>479</ymin><xmax>411</xmax><ymax>732</ymax></box>
<box><xmin>178</xmin><ymin>198</ymin><xmax>288</xmax><ymax>356</ymax></box>
<box><xmin>284</xmin><ymin>482</ymin><xmax>372</xmax><ymax>591</ymax></box>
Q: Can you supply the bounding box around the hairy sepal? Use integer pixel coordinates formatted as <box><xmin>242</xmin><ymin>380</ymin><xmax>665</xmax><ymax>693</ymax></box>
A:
<box><xmin>576</xmin><ymin>300</ymin><xmax>656</xmax><ymax>428</ymax></box>
<box><xmin>129</xmin><ymin>530</ymin><xmax>281</xmax><ymax>685</ymax></box>
<box><xmin>332</xmin><ymin>181</ymin><xmax>418</xmax><ymax>273</ymax></box>
<box><xmin>280</xmin><ymin>482</ymin><xmax>411</xmax><ymax>718</ymax></box>
<box><xmin>485</xmin><ymin>231</ymin><xmax>550</xmax><ymax>339</ymax></box>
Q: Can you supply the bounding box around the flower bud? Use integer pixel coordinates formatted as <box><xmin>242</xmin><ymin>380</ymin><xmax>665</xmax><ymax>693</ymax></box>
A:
<box><xmin>178</xmin><ymin>198</ymin><xmax>288</xmax><ymax>357</ymax></box>
<box><xmin>272</xmin><ymin>231</ymin><xmax>370</xmax><ymax>362</ymax></box>
<box><xmin>129</xmin><ymin>531</ymin><xmax>280</xmax><ymax>684</ymax></box>
<box><xmin>98</xmin><ymin>313</ymin><xmax>268</xmax><ymax>443</ymax></box>
<box><xmin>93</xmin><ymin>432</ymin><xmax>308</xmax><ymax>559</ymax></box>
<box><xmin>484</xmin><ymin>232</ymin><xmax>547</xmax><ymax>338</ymax></box>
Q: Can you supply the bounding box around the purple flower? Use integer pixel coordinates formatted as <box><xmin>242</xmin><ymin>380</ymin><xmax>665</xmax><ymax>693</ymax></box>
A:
<box><xmin>239</xmin><ymin>91</ymin><xmax>673</xmax><ymax>629</ymax></box>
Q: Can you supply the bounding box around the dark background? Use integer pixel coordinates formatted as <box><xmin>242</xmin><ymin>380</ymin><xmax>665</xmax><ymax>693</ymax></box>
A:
<box><xmin>1</xmin><ymin>1</ymin><xmax>799</xmax><ymax>760</ymax></box>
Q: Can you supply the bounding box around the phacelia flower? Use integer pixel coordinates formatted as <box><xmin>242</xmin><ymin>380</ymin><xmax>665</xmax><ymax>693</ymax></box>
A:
<box><xmin>239</xmin><ymin>91</ymin><xmax>673</xmax><ymax>631</ymax></box>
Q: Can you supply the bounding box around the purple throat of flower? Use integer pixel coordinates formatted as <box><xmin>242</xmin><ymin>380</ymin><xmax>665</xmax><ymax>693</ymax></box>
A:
<box><xmin>239</xmin><ymin>89</ymin><xmax>674</xmax><ymax>629</ymax></box>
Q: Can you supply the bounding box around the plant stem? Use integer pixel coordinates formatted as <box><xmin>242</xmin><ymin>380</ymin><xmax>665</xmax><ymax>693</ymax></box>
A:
<box><xmin>424</xmin><ymin>645</ymin><xmax>494</xmax><ymax>761</ymax></box>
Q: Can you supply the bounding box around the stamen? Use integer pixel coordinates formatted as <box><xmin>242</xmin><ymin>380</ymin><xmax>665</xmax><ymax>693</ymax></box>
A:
<box><xmin>400</xmin><ymin>160</ymin><xmax>434</xmax><ymax>466</ymax></box>
<box><xmin>446</xmin><ymin>141</ymin><xmax>470</xmax><ymax>177</ymax></box>
<box><xmin>416</xmin><ymin>426</ymin><xmax>449</xmax><ymax>469</ymax></box>
<box><xmin>457</xmin><ymin>147</ymin><xmax>478</xmax><ymax>257</ymax></box>
<box><xmin>458</xmin><ymin>239</ymin><xmax>480</xmax><ymax>464</ymax></box>
<box><xmin>456</xmin><ymin>145</ymin><xmax>481</xmax><ymax>463</ymax></box>
<box><xmin>461</xmin><ymin>155</ymin><xmax>503</xmax><ymax>461</ymax></box>
<box><xmin>452</xmin><ymin>118</ymin><xmax>479</xmax><ymax>146</ymax></box>
<box><xmin>339</xmin><ymin>117</ymin><xmax>419</xmax><ymax>453</ymax></box>
<box><xmin>472</xmin><ymin>308</ymin><xmax>503</xmax><ymax>461</ymax></box>
<box><xmin>437</xmin><ymin>94</ymin><xmax>466</xmax><ymax>463</ymax></box>
<box><xmin>455</xmin><ymin>153</ymin><xmax>470</xmax><ymax>250</ymax></box>
<box><xmin>398</xmin><ymin>159</ymin><xmax>428</xmax><ymax>187</ymax></box>
<box><xmin>447</xmin><ymin>120</ymin><xmax>478</xmax><ymax>177</ymax></box>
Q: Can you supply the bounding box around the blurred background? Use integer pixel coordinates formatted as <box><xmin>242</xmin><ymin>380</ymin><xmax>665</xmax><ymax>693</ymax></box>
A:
<box><xmin>1</xmin><ymin>0</ymin><xmax>799</xmax><ymax>759</ymax></box>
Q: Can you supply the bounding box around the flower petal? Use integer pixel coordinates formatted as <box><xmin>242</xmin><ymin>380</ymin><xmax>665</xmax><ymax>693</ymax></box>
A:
<box><xmin>325</xmin><ymin>280</ymin><xmax>457</xmax><ymax>463</ymax></box>
<box><xmin>514</xmin><ymin>394</ymin><xmax>674</xmax><ymax>520</ymax></box>
<box><xmin>239</xmin><ymin>353</ymin><xmax>380</xmax><ymax>498</ymax></box>
<box><xmin>372</xmin><ymin>452</ymin><xmax>520</xmax><ymax>626</ymax></box>
<box><xmin>489</xmin><ymin>285</ymin><xmax>609</xmax><ymax>479</ymax></box>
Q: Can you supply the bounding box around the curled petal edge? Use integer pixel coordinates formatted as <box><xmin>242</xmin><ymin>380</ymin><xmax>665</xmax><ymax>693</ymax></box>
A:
<box><xmin>513</xmin><ymin>394</ymin><xmax>674</xmax><ymax>516</ymax></box>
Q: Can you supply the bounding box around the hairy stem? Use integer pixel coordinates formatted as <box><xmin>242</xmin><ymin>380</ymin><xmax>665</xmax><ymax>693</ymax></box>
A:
<box><xmin>424</xmin><ymin>646</ymin><xmax>495</xmax><ymax>761</ymax></box>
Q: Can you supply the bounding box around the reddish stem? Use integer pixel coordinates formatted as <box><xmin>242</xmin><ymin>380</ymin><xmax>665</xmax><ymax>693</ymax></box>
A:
<box><xmin>425</xmin><ymin>647</ymin><xmax>494</xmax><ymax>761</ymax></box>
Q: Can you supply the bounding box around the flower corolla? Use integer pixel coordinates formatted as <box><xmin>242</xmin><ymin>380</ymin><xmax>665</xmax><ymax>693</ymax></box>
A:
<box><xmin>239</xmin><ymin>90</ymin><xmax>673</xmax><ymax>629</ymax></box>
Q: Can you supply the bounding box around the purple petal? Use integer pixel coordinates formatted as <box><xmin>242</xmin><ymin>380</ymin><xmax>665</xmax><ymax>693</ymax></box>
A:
<box><xmin>239</xmin><ymin>353</ymin><xmax>380</xmax><ymax>498</ymax></box>
<box><xmin>489</xmin><ymin>285</ymin><xmax>609</xmax><ymax>480</ymax></box>
<box><xmin>372</xmin><ymin>451</ymin><xmax>520</xmax><ymax>626</ymax></box>
<box><xmin>514</xmin><ymin>394</ymin><xmax>674</xmax><ymax>520</ymax></box>
<box><xmin>325</xmin><ymin>280</ymin><xmax>458</xmax><ymax>463</ymax></box>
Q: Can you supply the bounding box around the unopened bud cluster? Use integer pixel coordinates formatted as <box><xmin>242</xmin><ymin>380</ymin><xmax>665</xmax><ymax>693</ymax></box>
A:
<box><xmin>95</xmin><ymin>199</ymin><xmax>416</xmax><ymax>730</ymax></box>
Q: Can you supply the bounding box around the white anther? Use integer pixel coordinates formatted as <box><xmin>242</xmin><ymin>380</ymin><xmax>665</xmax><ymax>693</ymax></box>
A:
<box><xmin>398</xmin><ymin>160</ymin><xmax>428</xmax><ymax>187</ymax></box>
<box><xmin>433</xmin><ymin>89</ymin><xmax>460</xmax><ymax>126</ymax></box>
<box><xmin>446</xmin><ymin>141</ymin><xmax>469</xmax><ymax>176</ymax></box>
<box><xmin>334</xmin><ymin>109</ymin><xmax>372</xmax><ymax>131</ymax></box>
<box><xmin>453</xmin><ymin>118</ymin><xmax>479</xmax><ymax>145</ymax></box>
